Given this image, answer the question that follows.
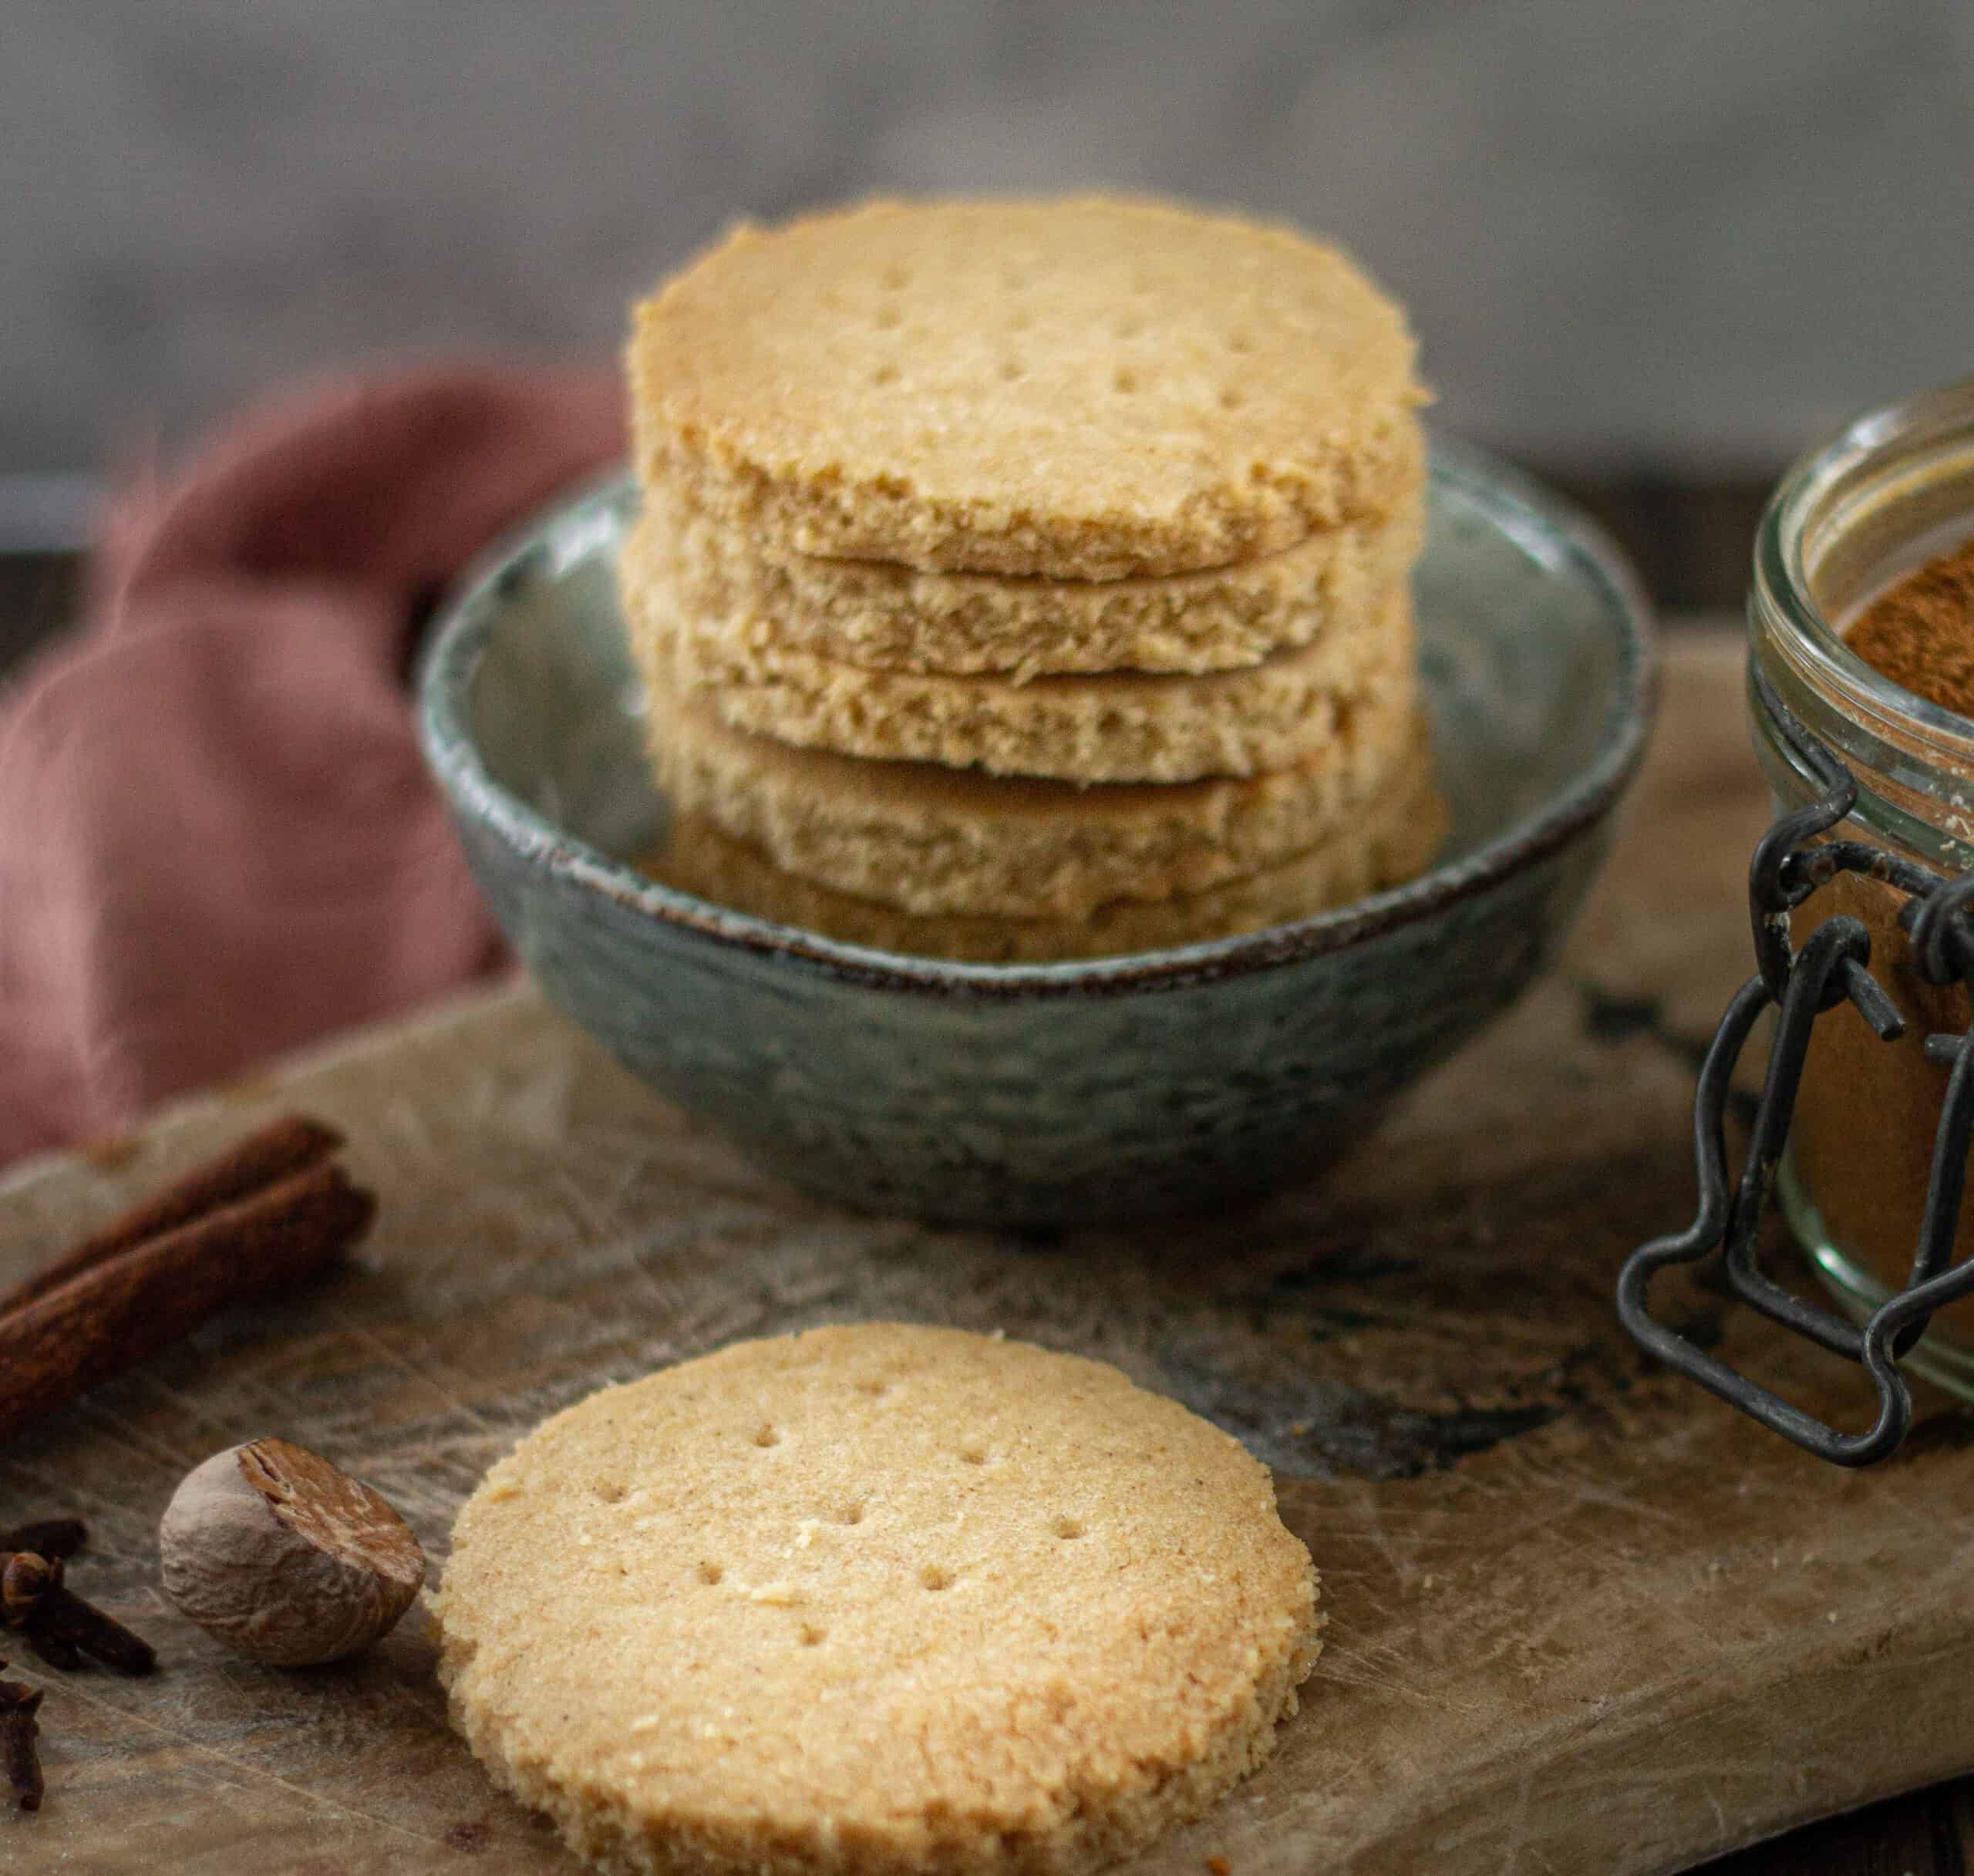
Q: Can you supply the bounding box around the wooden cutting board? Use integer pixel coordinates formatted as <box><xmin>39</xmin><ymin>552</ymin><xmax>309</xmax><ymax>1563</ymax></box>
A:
<box><xmin>4</xmin><ymin>634</ymin><xmax>1972</xmax><ymax>1876</ymax></box>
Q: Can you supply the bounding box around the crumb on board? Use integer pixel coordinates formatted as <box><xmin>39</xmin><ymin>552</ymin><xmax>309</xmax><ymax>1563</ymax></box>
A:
<box><xmin>79</xmin><ymin>1133</ymin><xmax>142</xmax><ymax>1170</ymax></box>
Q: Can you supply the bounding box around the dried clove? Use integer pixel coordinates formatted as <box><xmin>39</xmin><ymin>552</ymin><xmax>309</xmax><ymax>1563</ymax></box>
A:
<box><xmin>21</xmin><ymin>1626</ymin><xmax>80</xmax><ymax>1676</ymax></box>
<box><xmin>0</xmin><ymin>1515</ymin><xmax>145</xmax><ymax>1814</ymax></box>
<box><xmin>38</xmin><ymin>1585</ymin><xmax>155</xmax><ymax>1676</ymax></box>
<box><xmin>0</xmin><ymin>1553</ymin><xmax>52</xmax><ymax>1624</ymax></box>
<box><xmin>0</xmin><ymin>1520</ymin><xmax>86</xmax><ymax>1562</ymax></box>
<box><xmin>2</xmin><ymin>1556</ymin><xmax>79</xmax><ymax>1672</ymax></box>
<box><xmin>0</xmin><ymin>1672</ymin><xmax>43</xmax><ymax>1811</ymax></box>
<box><xmin>1</xmin><ymin>1551</ymin><xmax>156</xmax><ymax>1676</ymax></box>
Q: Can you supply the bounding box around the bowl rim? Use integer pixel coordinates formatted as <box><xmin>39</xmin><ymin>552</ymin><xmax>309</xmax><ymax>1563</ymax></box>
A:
<box><xmin>417</xmin><ymin>437</ymin><xmax>1658</xmax><ymax>1002</ymax></box>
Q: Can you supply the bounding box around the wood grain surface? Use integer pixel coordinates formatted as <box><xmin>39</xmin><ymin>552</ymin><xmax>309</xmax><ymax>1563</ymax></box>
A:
<box><xmin>2</xmin><ymin>635</ymin><xmax>1971</xmax><ymax>1876</ymax></box>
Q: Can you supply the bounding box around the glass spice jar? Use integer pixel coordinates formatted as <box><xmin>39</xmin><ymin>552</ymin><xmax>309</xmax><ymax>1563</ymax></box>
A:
<box><xmin>1748</xmin><ymin>376</ymin><xmax>1974</xmax><ymax>1396</ymax></box>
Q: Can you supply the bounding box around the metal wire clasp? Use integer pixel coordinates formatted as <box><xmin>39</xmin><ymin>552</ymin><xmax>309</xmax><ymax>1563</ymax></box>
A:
<box><xmin>1616</xmin><ymin>666</ymin><xmax>1974</xmax><ymax>1464</ymax></box>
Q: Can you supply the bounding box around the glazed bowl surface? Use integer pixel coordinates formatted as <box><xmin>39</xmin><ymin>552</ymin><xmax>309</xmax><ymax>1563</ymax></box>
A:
<box><xmin>417</xmin><ymin>443</ymin><xmax>1655</xmax><ymax>1226</ymax></box>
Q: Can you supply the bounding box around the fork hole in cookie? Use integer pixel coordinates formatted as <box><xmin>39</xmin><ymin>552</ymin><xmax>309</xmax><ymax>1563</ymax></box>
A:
<box><xmin>958</xmin><ymin>1443</ymin><xmax>989</xmax><ymax>1467</ymax></box>
<box><xmin>920</xmin><ymin>1564</ymin><xmax>954</xmax><ymax>1591</ymax></box>
<box><xmin>1219</xmin><ymin>386</ymin><xmax>1245</xmax><ymax>410</ymax></box>
<box><xmin>870</xmin><ymin>362</ymin><xmax>899</xmax><ymax>386</ymax></box>
<box><xmin>753</xmin><ymin>1423</ymin><xmax>782</xmax><ymax>1448</ymax></box>
<box><xmin>797</xmin><ymin>1623</ymin><xmax>827</xmax><ymax>1648</ymax></box>
<box><xmin>881</xmin><ymin>264</ymin><xmax>911</xmax><ymax>291</ymax></box>
<box><xmin>1112</xmin><ymin>368</ymin><xmax>1138</xmax><ymax>395</ymax></box>
<box><xmin>1051</xmin><ymin>1516</ymin><xmax>1085</xmax><ymax>1541</ymax></box>
<box><xmin>856</xmin><ymin>1378</ymin><xmax>890</xmax><ymax>1399</ymax></box>
<box><xmin>697</xmin><ymin>1561</ymin><xmax>724</xmax><ymax>1586</ymax></box>
<box><xmin>592</xmin><ymin>1480</ymin><xmax>628</xmax><ymax>1504</ymax></box>
<box><xmin>836</xmin><ymin>1501</ymin><xmax>866</xmax><ymax>1527</ymax></box>
<box><xmin>1228</xmin><ymin>332</ymin><xmax>1255</xmax><ymax>355</ymax></box>
<box><xmin>998</xmin><ymin>359</ymin><xmax>1026</xmax><ymax>382</ymax></box>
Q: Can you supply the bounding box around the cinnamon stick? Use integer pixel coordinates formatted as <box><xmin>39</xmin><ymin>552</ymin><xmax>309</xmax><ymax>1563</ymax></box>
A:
<box><xmin>0</xmin><ymin>1115</ymin><xmax>342</xmax><ymax>1314</ymax></box>
<box><xmin>0</xmin><ymin>1163</ymin><xmax>373</xmax><ymax>1448</ymax></box>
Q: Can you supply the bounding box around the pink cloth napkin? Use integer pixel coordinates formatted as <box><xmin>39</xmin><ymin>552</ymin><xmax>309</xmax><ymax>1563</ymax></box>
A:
<box><xmin>0</xmin><ymin>365</ymin><xmax>623</xmax><ymax>1167</ymax></box>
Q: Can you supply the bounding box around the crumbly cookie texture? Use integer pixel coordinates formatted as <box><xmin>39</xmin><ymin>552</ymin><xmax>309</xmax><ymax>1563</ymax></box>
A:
<box><xmin>634</xmin><ymin>467</ymin><xmax>1424</xmax><ymax>682</ymax></box>
<box><xmin>628</xmin><ymin>195</ymin><xmax>1428</xmax><ymax>579</ymax></box>
<box><xmin>643</xmin><ymin>674</ymin><xmax>1429</xmax><ymax>919</ymax></box>
<box><xmin>626</xmin><ymin>560</ymin><xmax>1416</xmax><ymax>783</ymax></box>
<box><xmin>432</xmin><ymin>1325</ymin><xmax>1320</xmax><ymax>1876</ymax></box>
<box><xmin>650</xmin><ymin>760</ymin><xmax>1447</xmax><ymax>962</ymax></box>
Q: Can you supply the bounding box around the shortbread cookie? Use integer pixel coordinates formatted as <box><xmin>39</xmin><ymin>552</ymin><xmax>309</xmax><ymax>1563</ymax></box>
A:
<box><xmin>432</xmin><ymin>1325</ymin><xmax>1320</xmax><ymax>1876</ymax></box>
<box><xmin>645</xmin><ymin>678</ymin><xmax>1427</xmax><ymax>918</ymax></box>
<box><xmin>650</xmin><ymin>763</ymin><xmax>1447</xmax><ymax>960</ymax></box>
<box><xmin>629</xmin><ymin>196</ymin><xmax>1427</xmax><ymax>579</ymax></box>
<box><xmin>633</xmin><ymin>463</ymin><xmax>1424</xmax><ymax>680</ymax></box>
<box><xmin>628</xmin><ymin>570</ymin><xmax>1416</xmax><ymax>783</ymax></box>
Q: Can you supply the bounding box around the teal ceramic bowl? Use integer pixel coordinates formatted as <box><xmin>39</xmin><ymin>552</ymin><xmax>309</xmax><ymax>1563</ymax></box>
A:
<box><xmin>417</xmin><ymin>443</ymin><xmax>1654</xmax><ymax>1226</ymax></box>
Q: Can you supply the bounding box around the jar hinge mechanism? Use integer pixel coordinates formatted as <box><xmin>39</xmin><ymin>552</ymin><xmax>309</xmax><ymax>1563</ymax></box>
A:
<box><xmin>1615</xmin><ymin>665</ymin><xmax>1974</xmax><ymax>1464</ymax></box>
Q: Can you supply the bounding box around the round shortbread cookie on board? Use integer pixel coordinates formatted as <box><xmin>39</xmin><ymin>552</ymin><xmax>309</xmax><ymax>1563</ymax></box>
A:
<box><xmin>626</xmin><ymin>565</ymin><xmax>1416</xmax><ymax>783</ymax></box>
<box><xmin>639</xmin><ymin>671</ymin><xmax>1429</xmax><ymax>919</ymax></box>
<box><xmin>634</xmin><ymin>466</ymin><xmax>1424</xmax><ymax>681</ymax></box>
<box><xmin>648</xmin><ymin>759</ymin><xmax>1447</xmax><ymax>962</ymax></box>
<box><xmin>628</xmin><ymin>195</ymin><xmax>1427</xmax><ymax>579</ymax></box>
<box><xmin>432</xmin><ymin>1324</ymin><xmax>1320</xmax><ymax>1876</ymax></box>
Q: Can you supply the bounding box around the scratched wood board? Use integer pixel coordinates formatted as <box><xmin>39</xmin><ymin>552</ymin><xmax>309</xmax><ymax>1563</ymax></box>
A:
<box><xmin>3</xmin><ymin>633</ymin><xmax>1972</xmax><ymax>1876</ymax></box>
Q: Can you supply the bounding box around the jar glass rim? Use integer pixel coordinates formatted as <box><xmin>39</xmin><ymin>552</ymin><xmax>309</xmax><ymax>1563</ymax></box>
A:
<box><xmin>1755</xmin><ymin>375</ymin><xmax>1974</xmax><ymax>766</ymax></box>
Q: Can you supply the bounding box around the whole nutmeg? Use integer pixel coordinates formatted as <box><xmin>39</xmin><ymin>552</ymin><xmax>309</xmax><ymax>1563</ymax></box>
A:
<box><xmin>159</xmin><ymin>1438</ymin><xmax>426</xmax><ymax>1665</ymax></box>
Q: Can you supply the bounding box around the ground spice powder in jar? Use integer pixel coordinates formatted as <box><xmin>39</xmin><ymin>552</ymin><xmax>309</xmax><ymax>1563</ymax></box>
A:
<box><xmin>1788</xmin><ymin>532</ymin><xmax>1974</xmax><ymax>1342</ymax></box>
<box><xmin>1845</xmin><ymin>534</ymin><xmax>1974</xmax><ymax>713</ymax></box>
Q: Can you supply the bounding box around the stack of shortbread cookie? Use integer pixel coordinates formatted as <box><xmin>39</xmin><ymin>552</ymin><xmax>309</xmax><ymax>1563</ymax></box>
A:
<box><xmin>622</xmin><ymin>197</ymin><xmax>1441</xmax><ymax>961</ymax></box>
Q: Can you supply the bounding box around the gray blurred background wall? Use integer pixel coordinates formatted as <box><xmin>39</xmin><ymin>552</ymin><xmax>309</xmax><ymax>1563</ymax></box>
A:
<box><xmin>4</xmin><ymin>0</ymin><xmax>1970</xmax><ymax>498</ymax></box>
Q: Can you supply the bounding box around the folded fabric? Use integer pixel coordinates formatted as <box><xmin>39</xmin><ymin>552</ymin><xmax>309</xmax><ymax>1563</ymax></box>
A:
<box><xmin>0</xmin><ymin>365</ymin><xmax>623</xmax><ymax>1167</ymax></box>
